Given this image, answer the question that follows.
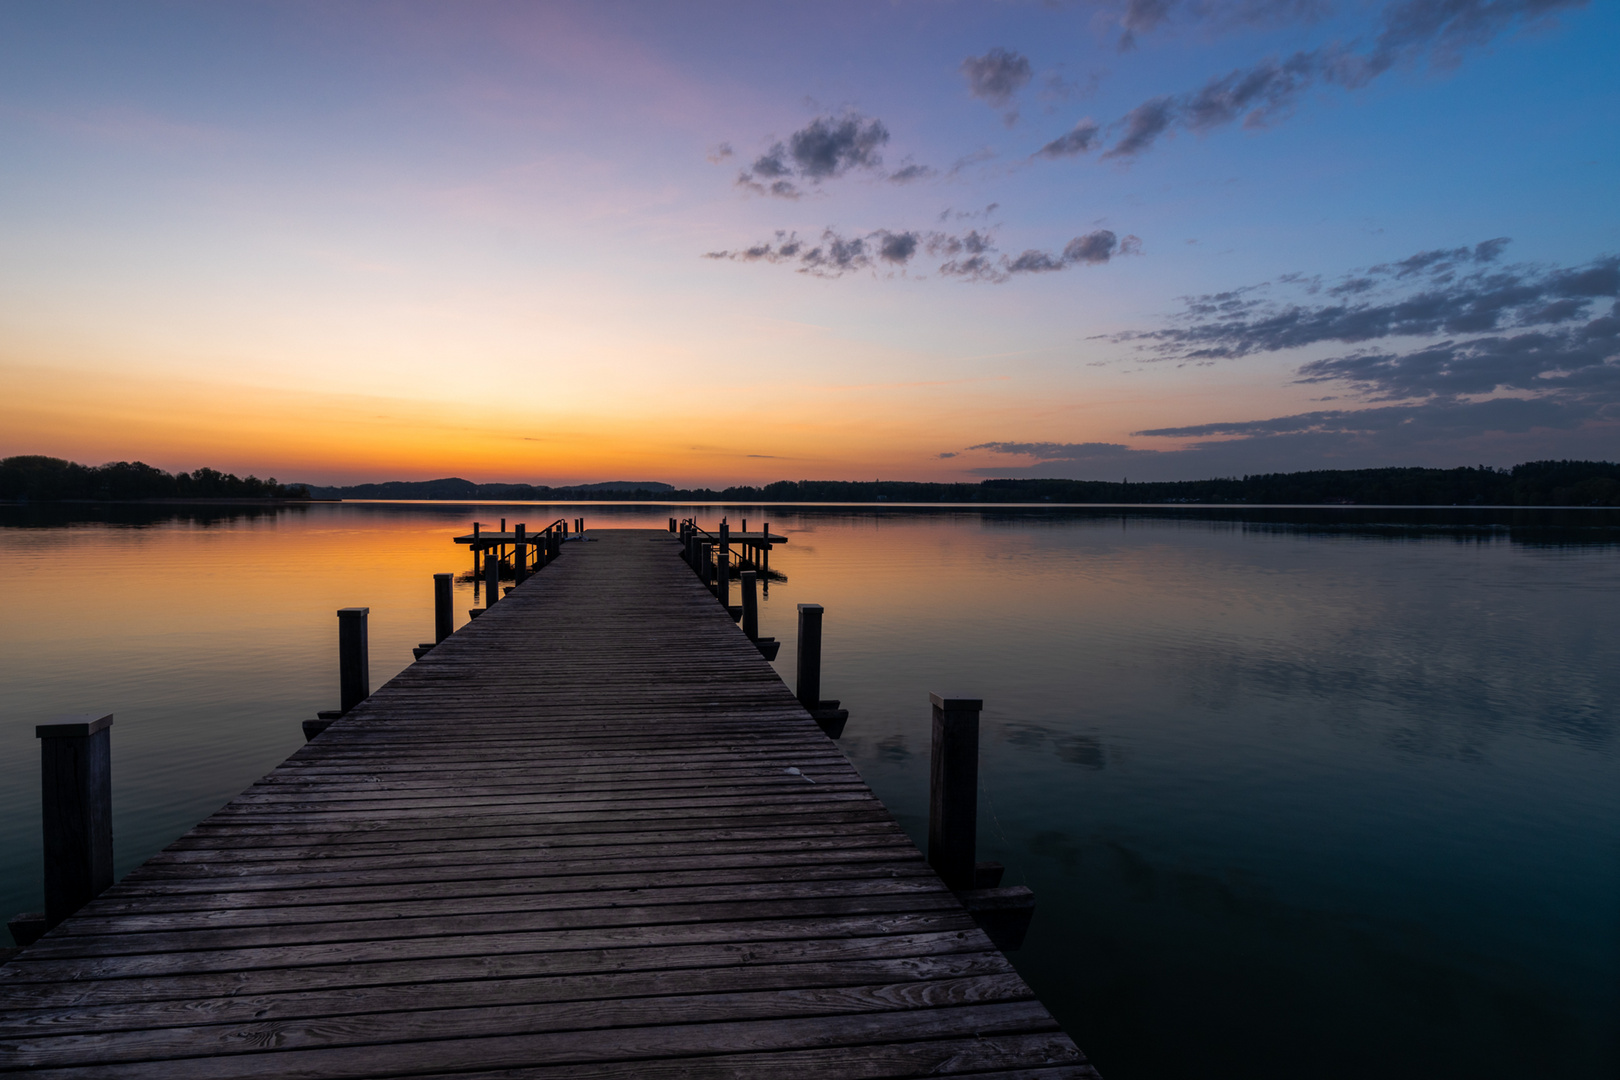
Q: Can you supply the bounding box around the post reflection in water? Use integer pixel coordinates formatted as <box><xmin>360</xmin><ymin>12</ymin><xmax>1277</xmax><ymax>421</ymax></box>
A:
<box><xmin>0</xmin><ymin>501</ymin><xmax>1615</xmax><ymax>1079</ymax></box>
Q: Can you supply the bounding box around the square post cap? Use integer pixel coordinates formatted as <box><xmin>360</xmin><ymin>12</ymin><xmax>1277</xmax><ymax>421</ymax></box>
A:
<box><xmin>797</xmin><ymin>604</ymin><xmax>824</xmax><ymax>615</ymax></box>
<box><xmin>38</xmin><ymin>712</ymin><xmax>114</xmax><ymax>738</ymax></box>
<box><xmin>929</xmin><ymin>693</ymin><xmax>983</xmax><ymax>712</ymax></box>
<box><xmin>337</xmin><ymin>607</ymin><xmax>371</xmax><ymax>617</ymax></box>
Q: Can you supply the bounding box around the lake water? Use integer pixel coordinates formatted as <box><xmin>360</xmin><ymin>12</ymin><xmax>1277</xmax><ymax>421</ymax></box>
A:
<box><xmin>1</xmin><ymin>501</ymin><xmax>1616</xmax><ymax>1078</ymax></box>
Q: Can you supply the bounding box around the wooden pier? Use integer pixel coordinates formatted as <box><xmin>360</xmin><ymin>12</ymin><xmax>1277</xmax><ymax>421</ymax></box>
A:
<box><xmin>0</xmin><ymin>530</ymin><xmax>1094</xmax><ymax>1077</ymax></box>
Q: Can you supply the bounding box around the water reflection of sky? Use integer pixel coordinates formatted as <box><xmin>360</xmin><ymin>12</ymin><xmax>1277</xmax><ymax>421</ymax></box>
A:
<box><xmin>1</xmin><ymin>502</ymin><xmax>1616</xmax><ymax>1079</ymax></box>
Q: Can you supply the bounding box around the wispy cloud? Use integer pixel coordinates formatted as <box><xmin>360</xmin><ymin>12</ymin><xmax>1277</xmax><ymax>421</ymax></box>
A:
<box><xmin>1111</xmin><ymin>241</ymin><xmax>1620</xmax><ymax>361</ymax></box>
<box><xmin>706</xmin><ymin>227</ymin><xmax>1140</xmax><ymax>281</ymax></box>
<box><xmin>1044</xmin><ymin>0</ymin><xmax>1591</xmax><ymax>160</ymax></box>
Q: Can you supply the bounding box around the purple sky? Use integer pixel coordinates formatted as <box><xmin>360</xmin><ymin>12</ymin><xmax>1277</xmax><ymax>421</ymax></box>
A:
<box><xmin>1</xmin><ymin>1</ymin><xmax>1615</xmax><ymax>483</ymax></box>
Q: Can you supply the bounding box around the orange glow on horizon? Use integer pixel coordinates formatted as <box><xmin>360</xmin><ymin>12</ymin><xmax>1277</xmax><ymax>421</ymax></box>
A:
<box><xmin>2</xmin><ymin>358</ymin><xmax>1253</xmax><ymax>486</ymax></box>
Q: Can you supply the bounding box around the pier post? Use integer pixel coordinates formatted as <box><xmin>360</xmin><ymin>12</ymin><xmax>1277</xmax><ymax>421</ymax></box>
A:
<box><xmin>795</xmin><ymin>604</ymin><xmax>823</xmax><ymax>710</ymax></box>
<box><xmin>338</xmin><ymin>608</ymin><xmax>370</xmax><ymax>714</ymax></box>
<box><xmin>762</xmin><ymin>522</ymin><xmax>771</xmax><ymax>572</ymax></box>
<box><xmin>472</xmin><ymin>522</ymin><xmax>481</xmax><ymax>576</ymax></box>
<box><xmin>717</xmin><ymin>523</ymin><xmax>730</xmax><ymax>605</ymax></box>
<box><xmin>927</xmin><ymin>693</ymin><xmax>981</xmax><ymax>891</ymax></box>
<box><xmin>513</xmin><ymin>524</ymin><xmax>527</xmax><ymax>585</ymax></box>
<box><xmin>485</xmin><ymin>550</ymin><xmax>500</xmax><ymax>606</ymax></box>
<box><xmin>741</xmin><ymin>571</ymin><xmax>759</xmax><ymax>640</ymax></box>
<box><xmin>699</xmin><ymin>542</ymin><xmax>713</xmax><ymax>589</ymax></box>
<box><xmin>434</xmin><ymin>573</ymin><xmax>453</xmax><ymax>642</ymax></box>
<box><xmin>35</xmin><ymin>713</ymin><xmax>115</xmax><ymax>932</ymax></box>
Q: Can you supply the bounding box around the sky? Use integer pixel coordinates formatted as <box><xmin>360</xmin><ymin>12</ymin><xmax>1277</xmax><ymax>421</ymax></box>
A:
<box><xmin>1</xmin><ymin>0</ymin><xmax>1616</xmax><ymax>486</ymax></box>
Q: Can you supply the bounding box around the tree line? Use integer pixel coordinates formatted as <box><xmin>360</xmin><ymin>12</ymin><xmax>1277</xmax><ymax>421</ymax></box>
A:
<box><xmin>6</xmin><ymin>455</ymin><xmax>1619</xmax><ymax>506</ymax></box>
<box><xmin>299</xmin><ymin>460</ymin><xmax>1620</xmax><ymax>507</ymax></box>
<box><xmin>0</xmin><ymin>456</ymin><xmax>309</xmax><ymax>502</ymax></box>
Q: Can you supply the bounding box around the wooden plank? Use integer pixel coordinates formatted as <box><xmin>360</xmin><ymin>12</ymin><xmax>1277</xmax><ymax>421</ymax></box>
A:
<box><xmin>0</xmin><ymin>529</ymin><xmax>1086</xmax><ymax>1077</ymax></box>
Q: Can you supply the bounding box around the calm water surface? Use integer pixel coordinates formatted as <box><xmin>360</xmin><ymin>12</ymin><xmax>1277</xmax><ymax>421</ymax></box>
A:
<box><xmin>2</xmin><ymin>501</ymin><xmax>1616</xmax><ymax>1078</ymax></box>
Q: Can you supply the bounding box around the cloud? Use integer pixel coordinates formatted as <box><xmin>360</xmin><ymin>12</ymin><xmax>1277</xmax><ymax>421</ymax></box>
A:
<box><xmin>948</xmin><ymin>228</ymin><xmax>1141</xmax><ymax>282</ymax></box>
<box><xmin>947</xmin><ymin>147</ymin><xmax>998</xmax><ymax>176</ymax></box>
<box><xmin>969</xmin><ymin>440</ymin><xmax>1158</xmax><ymax>463</ymax></box>
<box><xmin>1119</xmin><ymin>0</ymin><xmax>1177</xmax><ymax>49</ymax></box>
<box><xmin>953</xmin><ymin>390</ymin><xmax>1619</xmax><ymax>479</ymax></box>
<box><xmin>706</xmin><ymin>228</ymin><xmax>896</xmax><ymax>278</ymax></box>
<box><xmin>1116</xmin><ymin>0</ymin><xmax>1334</xmax><ymax>49</ymax></box>
<box><xmin>735</xmin><ymin>112</ymin><xmax>893</xmax><ymax>198</ymax></box>
<box><xmin>1038</xmin><ymin>119</ymin><xmax>1102</xmax><ymax>158</ymax></box>
<box><xmin>1293</xmin><ymin>308</ymin><xmax>1620</xmax><ymax>401</ymax></box>
<box><xmin>877</xmin><ymin>231</ymin><xmax>919</xmax><ymax>263</ymax></box>
<box><xmin>888</xmin><ymin>163</ymin><xmax>937</xmax><ymax>184</ymax></box>
<box><xmin>1113</xmin><ymin>243</ymin><xmax>1620</xmax><ymax>361</ymax></box>
<box><xmin>1133</xmin><ymin>396</ymin><xmax>1603</xmax><ymax>439</ymax></box>
<box><xmin>1107</xmin><ymin>97</ymin><xmax>1177</xmax><ymax>157</ymax></box>
<box><xmin>937</xmin><ymin>451</ymin><xmax>958</xmax><ymax>459</ymax></box>
<box><xmin>962</xmin><ymin>47</ymin><xmax>1034</xmax><ymax>106</ymax></box>
<box><xmin>706</xmin><ymin>142</ymin><xmax>734</xmax><ymax>163</ymax></box>
<box><xmin>1056</xmin><ymin>0</ymin><xmax>1590</xmax><ymax>159</ymax></box>
<box><xmin>1059</xmin><ymin>241</ymin><xmax>1620</xmax><ymax>476</ymax></box>
<box><xmin>962</xmin><ymin>47</ymin><xmax>1034</xmax><ymax>123</ymax></box>
<box><xmin>706</xmin><ymin>226</ymin><xmax>1140</xmax><ymax>282</ymax></box>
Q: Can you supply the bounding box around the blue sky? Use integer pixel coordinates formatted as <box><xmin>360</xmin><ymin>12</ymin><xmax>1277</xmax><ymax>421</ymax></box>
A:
<box><xmin>1</xmin><ymin>0</ymin><xmax>1615</xmax><ymax>483</ymax></box>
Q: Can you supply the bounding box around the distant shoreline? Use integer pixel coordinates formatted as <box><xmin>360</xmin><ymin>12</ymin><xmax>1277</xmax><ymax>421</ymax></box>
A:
<box><xmin>7</xmin><ymin>456</ymin><xmax>1620</xmax><ymax>508</ymax></box>
<box><xmin>6</xmin><ymin>498</ymin><xmax>1619</xmax><ymax>512</ymax></box>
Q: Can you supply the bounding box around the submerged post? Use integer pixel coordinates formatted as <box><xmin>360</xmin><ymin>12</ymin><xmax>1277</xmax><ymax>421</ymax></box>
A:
<box><xmin>513</xmin><ymin>524</ymin><xmax>527</xmax><ymax>585</ymax></box>
<box><xmin>927</xmin><ymin>693</ymin><xmax>981</xmax><ymax>891</ymax></box>
<box><xmin>338</xmin><ymin>608</ymin><xmax>370</xmax><ymax>714</ymax></box>
<box><xmin>37</xmin><ymin>713</ymin><xmax>114</xmax><ymax>930</ymax></box>
<box><xmin>741</xmin><ymin>571</ymin><xmax>759</xmax><ymax>640</ymax></box>
<box><xmin>796</xmin><ymin>604</ymin><xmax>823</xmax><ymax>710</ymax></box>
<box><xmin>433</xmin><ymin>573</ymin><xmax>453</xmax><ymax>642</ymax></box>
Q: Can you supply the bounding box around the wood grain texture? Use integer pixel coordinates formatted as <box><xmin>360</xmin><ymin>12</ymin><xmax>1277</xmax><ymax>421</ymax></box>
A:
<box><xmin>0</xmin><ymin>530</ymin><xmax>1092</xmax><ymax>1078</ymax></box>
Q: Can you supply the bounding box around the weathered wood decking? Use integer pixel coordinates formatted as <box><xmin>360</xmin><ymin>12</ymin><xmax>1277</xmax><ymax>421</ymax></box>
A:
<box><xmin>0</xmin><ymin>530</ymin><xmax>1094</xmax><ymax>1078</ymax></box>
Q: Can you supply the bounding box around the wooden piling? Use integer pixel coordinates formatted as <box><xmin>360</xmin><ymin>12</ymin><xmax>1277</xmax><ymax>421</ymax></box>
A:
<box><xmin>35</xmin><ymin>713</ymin><xmax>114</xmax><ymax>930</ymax></box>
<box><xmin>795</xmin><ymin>603</ymin><xmax>823</xmax><ymax>710</ymax></box>
<box><xmin>338</xmin><ymin>608</ymin><xmax>370</xmax><ymax>714</ymax></box>
<box><xmin>513</xmin><ymin>524</ymin><xmax>528</xmax><ymax>585</ymax></box>
<box><xmin>741</xmin><ymin>570</ymin><xmax>759</xmax><ymax>640</ymax></box>
<box><xmin>927</xmin><ymin>693</ymin><xmax>981</xmax><ymax>891</ymax></box>
<box><xmin>433</xmin><ymin>573</ymin><xmax>453</xmax><ymax>643</ymax></box>
<box><xmin>484</xmin><ymin>549</ymin><xmax>500</xmax><ymax>606</ymax></box>
<box><xmin>716</xmin><ymin>523</ymin><xmax>730</xmax><ymax>604</ymax></box>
